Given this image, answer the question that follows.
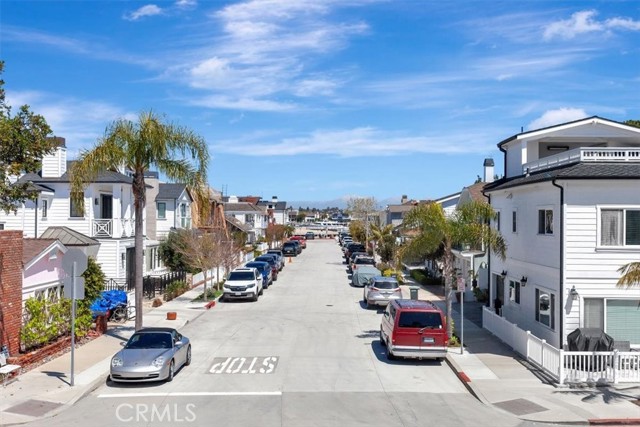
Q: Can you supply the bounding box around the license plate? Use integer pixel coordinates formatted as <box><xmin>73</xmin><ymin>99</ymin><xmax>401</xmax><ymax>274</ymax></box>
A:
<box><xmin>235</xmin><ymin>292</ymin><xmax>243</xmax><ymax>296</ymax></box>
<box><xmin>422</xmin><ymin>337</ymin><xmax>435</xmax><ymax>343</ymax></box>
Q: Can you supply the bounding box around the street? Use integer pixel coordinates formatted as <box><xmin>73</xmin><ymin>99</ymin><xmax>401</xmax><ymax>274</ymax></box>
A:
<box><xmin>26</xmin><ymin>239</ymin><xmax>540</xmax><ymax>427</ymax></box>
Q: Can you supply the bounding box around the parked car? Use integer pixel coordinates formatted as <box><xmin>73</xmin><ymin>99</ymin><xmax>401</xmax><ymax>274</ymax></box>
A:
<box><xmin>290</xmin><ymin>235</ymin><xmax>307</xmax><ymax>249</ymax></box>
<box><xmin>282</xmin><ymin>241</ymin><xmax>298</xmax><ymax>257</ymax></box>
<box><xmin>245</xmin><ymin>261</ymin><xmax>273</xmax><ymax>287</ymax></box>
<box><xmin>110</xmin><ymin>327</ymin><xmax>191</xmax><ymax>383</ymax></box>
<box><xmin>363</xmin><ymin>276</ymin><xmax>402</xmax><ymax>308</ymax></box>
<box><xmin>379</xmin><ymin>299</ymin><xmax>448</xmax><ymax>361</ymax></box>
<box><xmin>351</xmin><ymin>255</ymin><xmax>376</xmax><ymax>272</ymax></box>
<box><xmin>255</xmin><ymin>255</ymin><xmax>279</xmax><ymax>281</ymax></box>
<box><xmin>351</xmin><ymin>265</ymin><xmax>381</xmax><ymax>287</ymax></box>
<box><xmin>223</xmin><ymin>267</ymin><xmax>264</xmax><ymax>301</ymax></box>
<box><xmin>347</xmin><ymin>251</ymin><xmax>367</xmax><ymax>272</ymax></box>
<box><xmin>344</xmin><ymin>243</ymin><xmax>366</xmax><ymax>261</ymax></box>
<box><xmin>266</xmin><ymin>249</ymin><xmax>285</xmax><ymax>270</ymax></box>
<box><xmin>305</xmin><ymin>231</ymin><xmax>315</xmax><ymax>240</ymax></box>
<box><xmin>289</xmin><ymin>240</ymin><xmax>302</xmax><ymax>254</ymax></box>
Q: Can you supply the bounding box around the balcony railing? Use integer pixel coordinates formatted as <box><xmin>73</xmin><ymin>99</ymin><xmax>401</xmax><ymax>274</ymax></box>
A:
<box><xmin>523</xmin><ymin>147</ymin><xmax>640</xmax><ymax>174</ymax></box>
<box><xmin>92</xmin><ymin>218</ymin><xmax>135</xmax><ymax>238</ymax></box>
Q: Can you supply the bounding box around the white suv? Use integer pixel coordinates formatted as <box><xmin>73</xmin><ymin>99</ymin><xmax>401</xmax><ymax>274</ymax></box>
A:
<box><xmin>222</xmin><ymin>267</ymin><xmax>264</xmax><ymax>302</ymax></box>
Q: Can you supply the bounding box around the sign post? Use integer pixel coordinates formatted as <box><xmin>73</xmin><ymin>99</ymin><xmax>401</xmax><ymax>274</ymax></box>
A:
<box><xmin>62</xmin><ymin>249</ymin><xmax>87</xmax><ymax>387</ymax></box>
<box><xmin>457</xmin><ymin>276</ymin><xmax>465</xmax><ymax>355</ymax></box>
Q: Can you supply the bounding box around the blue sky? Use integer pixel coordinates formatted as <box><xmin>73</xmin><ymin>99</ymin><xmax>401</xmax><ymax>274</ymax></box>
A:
<box><xmin>2</xmin><ymin>1</ymin><xmax>640</xmax><ymax>207</ymax></box>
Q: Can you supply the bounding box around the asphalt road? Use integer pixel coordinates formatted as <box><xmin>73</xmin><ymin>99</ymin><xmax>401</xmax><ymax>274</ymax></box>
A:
<box><xmin>28</xmin><ymin>239</ymin><xmax>544</xmax><ymax>427</ymax></box>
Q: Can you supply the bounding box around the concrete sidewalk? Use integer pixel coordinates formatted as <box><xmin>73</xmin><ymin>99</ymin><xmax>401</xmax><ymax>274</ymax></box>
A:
<box><xmin>404</xmin><ymin>277</ymin><xmax>640</xmax><ymax>425</ymax></box>
<box><xmin>0</xmin><ymin>284</ymin><xmax>213</xmax><ymax>426</ymax></box>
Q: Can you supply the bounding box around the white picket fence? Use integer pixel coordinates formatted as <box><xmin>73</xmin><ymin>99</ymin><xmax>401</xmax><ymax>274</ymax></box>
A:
<box><xmin>482</xmin><ymin>307</ymin><xmax>640</xmax><ymax>385</ymax></box>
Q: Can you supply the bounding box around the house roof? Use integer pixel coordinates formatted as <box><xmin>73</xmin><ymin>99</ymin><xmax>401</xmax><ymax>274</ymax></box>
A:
<box><xmin>40</xmin><ymin>226</ymin><xmax>100</xmax><ymax>246</ymax></box>
<box><xmin>387</xmin><ymin>203</ymin><xmax>418</xmax><ymax>213</ymax></box>
<box><xmin>156</xmin><ymin>183</ymin><xmax>188</xmax><ymax>201</ymax></box>
<box><xmin>257</xmin><ymin>200</ymin><xmax>287</xmax><ymax>210</ymax></box>
<box><xmin>17</xmin><ymin>161</ymin><xmax>133</xmax><ymax>185</ymax></box>
<box><xmin>484</xmin><ymin>162</ymin><xmax>640</xmax><ymax>192</ymax></box>
<box><xmin>225</xmin><ymin>215</ymin><xmax>253</xmax><ymax>232</ymax></box>
<box><xmin>463</xmin><ymin>182</ymin><xmax>489</xmax><ymax>202</ymax></box>
<box><xmin>22</xmin><ymin>238</ymin><xmax>59</xmax><ymax>265</ymax></box>
<box><xmin>224</xmin><ymin>202</ymin><xmax>266</xmax><ymax>213</ymax></box>
<box><xmin>497</xmin><ymin>116</ymin><xmax>640</xmax><ymax>148</ymax></box>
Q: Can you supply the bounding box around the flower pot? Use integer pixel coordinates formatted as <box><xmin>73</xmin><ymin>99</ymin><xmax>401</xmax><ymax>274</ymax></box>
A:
<box><xmin>166</xmin><ymin>312</ymin><xmax>177</xmax><ymax>320</ymax></box>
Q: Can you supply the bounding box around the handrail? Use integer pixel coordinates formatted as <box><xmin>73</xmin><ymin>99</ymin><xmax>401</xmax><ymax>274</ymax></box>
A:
<box><xmin>523</xmin><ymin>147</ymin><xmax>640</xmax><ymax>174</ymax></box>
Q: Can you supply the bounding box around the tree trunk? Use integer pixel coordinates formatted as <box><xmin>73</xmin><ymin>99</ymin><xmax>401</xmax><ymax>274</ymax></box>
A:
<box><xmin>443</xmin><ymin>246</ymin><xmax>454</xmax><ymax>339</ymax></box>
<box><xmin>203</xmin><ymin>270</ymin><xmax>208</xmax><ymax>301</ymax></box>
<box><xmin>133</xmin><ymin>174</ymin><xmax>145</xmax><ymax>331</ymax></box>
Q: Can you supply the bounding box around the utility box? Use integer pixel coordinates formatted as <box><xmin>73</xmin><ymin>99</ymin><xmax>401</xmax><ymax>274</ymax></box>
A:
<box><xmin>409</xmin><ymin>286</ymin><xmax>420</xmax><ymax>300</ymax></box>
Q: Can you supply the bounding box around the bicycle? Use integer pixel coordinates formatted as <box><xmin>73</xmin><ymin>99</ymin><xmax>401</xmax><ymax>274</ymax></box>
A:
<box><xmin>109</xmin><ymin>303</ymin><xmax>134</xmax><ymax>323</ymax></box>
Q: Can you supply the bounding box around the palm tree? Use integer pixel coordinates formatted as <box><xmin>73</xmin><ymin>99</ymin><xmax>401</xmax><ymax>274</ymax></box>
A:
<box><xmin>370</xmin><ymin>223</ymin><xmax>396</xmax><ymax>263</ymax></box>
<box><xmin>401</xmin><ymin>200</ymin><xmax>506</xmax><ymax>338</ymax></box>
<box><xmin>617</xmin><ymin>263</ymin><xmax>640</xmax><ymax>288</ymax></box>
<box><xmin>70</xmin><ymin>111</ymin><xmax>209</xmax><ymax>330</ymax></box>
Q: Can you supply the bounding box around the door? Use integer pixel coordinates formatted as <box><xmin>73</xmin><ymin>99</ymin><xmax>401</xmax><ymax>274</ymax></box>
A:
<box><xmin>126</xmin><ymin>247</ymin><xmax>135</xmax><ymax>291</ymax></box>
<box><xmin>495</xmin><ymin>275</ymin><xmax>504</xmax><ymax>315</ymax></box>
<box><xmin>101</xmin><ymin>194</ymin><xmax>113</xmax><ymax>219</ymax></box>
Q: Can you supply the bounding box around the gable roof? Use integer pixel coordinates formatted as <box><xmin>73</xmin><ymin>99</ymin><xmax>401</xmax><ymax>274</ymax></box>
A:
<box><xmin>224</xmin><ymin>202</ymin><xmax>266</xmax><ymax>213</ymax></box>
<box><xmin>156</xmin><ymin>183</ymin><xmax>189</xmax><ymax>201</ymax></box>
<box><xmin>257</xmin><ymin>200</ymin><xmax>287</xmax><ymax>210</ymax></box>
<box><xmin>17</xmin><ymin>161</ymin><xmax>133</xmax><ymax>185</ymax></box>
<box><xmin>497</xmin><ymin>116</ymin><xmax>640</xmax><ymax>148</ymax></box>
<box><xmin>462</xmin><ymin>182</ymin><xmax>488</xmax><ymax>202</ymax></box>
<box><xmin>40</xmin><ymin>226</ymin><xmax>100</xmax><ymax>246</ymax></box>
<box><xmin>23</xmin><ymin>238</ymin><xmax>60</xmax><ymax>265</ymax></box>
<box><xmin>225</xmin><ymin>215</ymin><xmax>253</xmax><ymax>232</ymax></box>
<box><xmin>484</xmin><ymin>162</ymin><xmax>640</xmax><ymax>192</ymax></box>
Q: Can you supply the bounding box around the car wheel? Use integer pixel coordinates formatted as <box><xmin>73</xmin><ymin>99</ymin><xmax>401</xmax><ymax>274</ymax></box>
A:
<box><xmin>259</xmin><ymin>285</ymin><xmax>264</xmax><ymax>296</ymax></box>
<box><xmin>380</xmin><ymin>329</ymin><xmax>386</xmax><ymax>347</ymax></box>
<box><xmin>185</xmin><ymin>345</ymin><xmax>192</xmax><ymax>366</ymax></box>
<box><xmin>253</xmin><ymin>292</ymin><xmax>259</xmax><ymax>302</ymax></box>
<box><xmin>167</xmin><ymin>360</ymin><xmax>175</xmax><ymax>382</ymax></box>
<box><xmin>386</xmin><ymin>345</ymin><xmax>396</xmax><ymax>361</ymax></box>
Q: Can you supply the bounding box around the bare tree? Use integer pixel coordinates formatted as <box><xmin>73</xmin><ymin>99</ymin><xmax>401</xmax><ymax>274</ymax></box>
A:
<box><xmin>347</xmin><ymin>196</ymin><xmax>378</xmax><ymax>249</ymax></box>
<box><xmin>171</xmin><ymin>229</ymin><xmax>217</xmax><ymax>300</ymax></box>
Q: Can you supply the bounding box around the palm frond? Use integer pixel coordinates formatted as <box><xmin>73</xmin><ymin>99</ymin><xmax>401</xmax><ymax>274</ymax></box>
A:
<box><xmin>617</xmin><ymin>262</ymin><xmax>640</xmax><ymax>288</ymax></box>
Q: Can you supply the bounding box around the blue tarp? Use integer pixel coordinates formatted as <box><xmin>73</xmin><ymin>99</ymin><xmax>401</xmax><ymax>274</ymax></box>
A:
<box><xmin>90</xmin><ymin>290</ymin><xmax>127</xmax><ymax>317</ymax></box>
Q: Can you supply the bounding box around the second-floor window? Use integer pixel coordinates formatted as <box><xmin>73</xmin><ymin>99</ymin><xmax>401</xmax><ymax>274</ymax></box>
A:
<box><xmin>538</xmin><ymin>209</ymin><xmax>553</xmax><ymax>235</ymax></box>
<box><xmin>512</xmin><ymin>210</ymin><xmax>517</xmax><ymax>233</ymax></box>
<box><xmin>245</xmin><ymin>214</ymin><xmax>254</xmax><ymax>224</ymax></box>
<box><xmin>70</xmin><ymin>192</ymin><xmax>84</xmax><ymax>218</ymax></box>
<box><xmin>42</xmin><ymin>199</ymin><xmax>48</xmax><ymax>219</ymax></box>
<box><xmin>157</xmin><ymin>202</ymin><xmax>166</xmax><ymax>219</ymax></box>
<box><xmin>601</xmin><ymin>208</ymin><xmax>640</xmax><ymax>246</ymax></box>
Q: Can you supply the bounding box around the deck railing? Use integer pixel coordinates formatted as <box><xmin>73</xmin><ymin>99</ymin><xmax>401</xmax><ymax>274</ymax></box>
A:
<box><xmin>92</xmin><ymin>218</ymin><xmax>135</xmax><ymax>238</ymax></box>
<box><xmin>524</xmin><ymin>147</ymin><xmax>640</xmax><ymax>174</ymax></box>
<box><xmin>482</xmin><ymin>307</ymin><xmax>639</xmax><ymax>385</ymax></box>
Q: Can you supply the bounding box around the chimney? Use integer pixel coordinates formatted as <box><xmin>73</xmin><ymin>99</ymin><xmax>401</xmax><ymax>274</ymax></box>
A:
<box><xmin>401</xmin><ymin>195</ymin><xmax>408</xmax><ymax>204</ymax></box>
<box><xmin>483</xmin><ymin>158</ymin><xmax>495</xmax><ymax>183</ymax></box>
<box><xmin>41</xmin><ymin>137</ymin><xmax>67</xmax><ymax>178</ymax></box>
<box><xmin>228</xmin><ymin>195</ymin><xmax>239</xmax><ymax>203</ymax></box>
<box><xmin>272</xmin><ymin>196</ymin><xmax>278</xmax><ymax>203</ymax></box>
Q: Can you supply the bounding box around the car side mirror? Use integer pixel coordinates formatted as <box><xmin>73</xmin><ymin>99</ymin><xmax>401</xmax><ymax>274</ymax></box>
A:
<box><xmin>175</xmin><ymin>340</ymin><xmax>184</xmax><ymax>346</ymax></box>
<box><xmin>120</xmin><ymin>341</ymin><xmax>126</xmax><ymax>347</ymax></box>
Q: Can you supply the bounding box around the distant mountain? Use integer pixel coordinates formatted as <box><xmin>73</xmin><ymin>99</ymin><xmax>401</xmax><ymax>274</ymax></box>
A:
<box><xmin>288</xmin><ymin>196</ymin><xmax>401</xmax><ymax>210</ymax></box>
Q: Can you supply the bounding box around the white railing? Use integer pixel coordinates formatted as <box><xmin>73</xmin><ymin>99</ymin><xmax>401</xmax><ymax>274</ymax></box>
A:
<box><xmin>523</xmin><ymin>147</ymin><xmax>640</xmax><ymax>174</ymax></box>
<box><xmin>92</xmin><ymin>218</ymin><xmax>135</xmax><ymax>238</ymax></box>
<box><xmin>481</xmin><ymin>307</ymin><xmax>639</xmax><ymax>385</ymax></box>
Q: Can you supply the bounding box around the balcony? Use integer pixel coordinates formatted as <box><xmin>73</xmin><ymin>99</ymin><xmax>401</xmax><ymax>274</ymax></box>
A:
<box><xmin>524</xmin><ymin>147</ymin><xmax>640</xmax><ymax>174</ymax></box>
<box><xmin>92</xmin><ymin>218</ymin><xmax>135</xmax><ymax>238</ymax></box>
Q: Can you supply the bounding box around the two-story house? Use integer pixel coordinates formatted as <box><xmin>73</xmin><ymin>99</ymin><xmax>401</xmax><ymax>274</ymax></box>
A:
<box><xmin>257</xmin><ymin>196</ymin><xmax>288</xmax><ymax>225</ymax></box>
<box><xmin>484</xmin><ymin>116</ymin><xmax>640</xmax><ymax>349</ymax></box>
<box><xmin>223</xmin><ymin>197</ymin><xmax>269</xmax><ymax>243</ymax></box>
<box><xmin>0</xmin><ymin>138</ymin><xmax>138</xmax><ymax>282</ymax></box>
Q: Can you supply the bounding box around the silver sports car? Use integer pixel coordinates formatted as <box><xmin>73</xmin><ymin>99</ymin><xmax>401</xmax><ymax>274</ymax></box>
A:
<box><xmin>110</xmin><ymin>327</ymin><xmax>191</xmax><ymax>383</ymax></box>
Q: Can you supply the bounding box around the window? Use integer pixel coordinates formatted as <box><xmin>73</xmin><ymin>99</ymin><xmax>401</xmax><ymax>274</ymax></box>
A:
<box><xmin>70</xmin><ymin>192</ymin><xmax>84</xmax><ymax>217</ymax></box>
<box><xmin>584</xmin><ymin>298</ymin><xmax>640</xmax><ymax>344</ymax></box>
<box><xmin>495</xmin><ymin>211</ymin><xmax>501</xmax><ymax>231</ymax></box>
<box><xmin>509</xmin><ymin>280</ymin><xmax>520</xmax><ymax>304</ymax></box>
<box><xmin>600</xmin><ymin>208</ymin><xmax>640</xmax><ymax>246</ymax></box>
<box><xmin>0</xmin><ymin>224</ymin><xmax>4</xmax><ymax>230</ymax></box>
<box><xmin>157</xmin><ymin>202</ymin><xmax>166</xmax><ymax>219</ymax></box>
<box><xmin>535</xmin><ymin>289</ymin><xmax>555</xmax><ymax>329</ymax></box>
<box><xmin>538</xmin><ymin>209</ymin><xmax>553</xmax><ymax>235</ymax></box>
<box><xmin>42</xmin><ymin>199</ymin><xmax>48</xmax><ymax>218</ymax></box>
<box><xmin>512</xmin><ymin>210</ymin><xmax>517</xmax><ymax>233</ymax></box>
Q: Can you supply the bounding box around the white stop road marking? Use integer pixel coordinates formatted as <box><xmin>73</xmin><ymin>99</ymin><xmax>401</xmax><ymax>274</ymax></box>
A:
<box><xmin>209</xmin><ymin>356</ymin><xmax>279</xmax><ymax>374</ymax></box>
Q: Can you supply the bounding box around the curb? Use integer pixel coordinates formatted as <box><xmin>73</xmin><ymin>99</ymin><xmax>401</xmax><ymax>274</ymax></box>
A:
<box><xmin>588</xmin><ymin>419</ymin><xmax>640</xmax><ymax>426</ymax></box>
<box><xmin>444</xmin><ymin>353</ymin><xmax>490</xmax><ymax>405</ymax></box>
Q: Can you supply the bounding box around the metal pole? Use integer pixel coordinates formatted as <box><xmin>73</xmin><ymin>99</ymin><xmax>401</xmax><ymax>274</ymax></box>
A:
<box><xmin>460</xmin><ymin>287</ymin><xmax>464</xmax><ymax>355</ymax></box>
<box><xmin>70</xmin><ymin>261</ymin><xmax>76</xmax><ymax>386</ymax></box>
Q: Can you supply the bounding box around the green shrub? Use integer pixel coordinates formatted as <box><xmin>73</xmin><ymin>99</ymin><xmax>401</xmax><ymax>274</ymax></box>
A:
<box><xmin>473</xmin><ymin>287</ymin><xmax>489</xmax><ymax>302</ymax></box>
<box><xmin>192</xmin><ymin>288</ymin><xmax>222</xmax><ymax>302</ymax></box>
<box><xmin>164</xmin><ymin>280</ymin><xmax>190</xmax><ymax>301</ymax></box>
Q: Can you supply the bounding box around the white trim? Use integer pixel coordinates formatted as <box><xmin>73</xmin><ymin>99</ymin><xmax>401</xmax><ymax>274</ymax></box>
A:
<box><xmin>23</xmin><ymin>241</ymin><xmax>67</xmax><ymax>271</ymax></box>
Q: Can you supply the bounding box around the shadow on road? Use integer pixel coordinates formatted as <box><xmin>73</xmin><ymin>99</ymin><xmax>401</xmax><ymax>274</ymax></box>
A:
<box><xmin>369</xmin><ymin>341</ymin><xmax>444</xmax><ymax>366</ymax></box>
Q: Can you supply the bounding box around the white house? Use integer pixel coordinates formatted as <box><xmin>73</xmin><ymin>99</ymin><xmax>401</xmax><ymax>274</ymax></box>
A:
<box><xmin>223</xmin><ymin>197</ymin><xmax>269</xmax><ymax>243</ymax></box>
<box><xmin>257</xmin><ymin>196</ymin><xmax>288</xmax><ymax>225</ymax></box>
<box><xmin>484</xmin><ymin>116</ymin><xmax>640</xmax><ymax>349</ymax></box>
<box><xmin>0</xmin><ymin>138</ymin><xmax>138</xmax><ymax>282</ymax></box>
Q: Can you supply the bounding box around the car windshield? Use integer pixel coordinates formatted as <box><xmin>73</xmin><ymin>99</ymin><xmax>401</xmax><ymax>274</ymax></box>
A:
<box><xmin>229</xmin><ymin>271</ymin><xmax>254</xmax><ymax>281</ymax></box>
<box><xmin>125</xmin><ymin>332</ymin><xmax>173</xmax><ymax>349</ymax></box>
<box><xmin>398</xmin><ymin>312</ymin><xmax>443</xmax><ymax>329</ymax></box>
<box><xmin>247</xmin><ymin>263</ymin><xmax>267</xmax><ymax>272</ymax></box>
<box><xmin>372</xmin><ymin>280</ymin><xmax>399</xmax><ymax>290</ymax></box>
<box><xmin>356</xmin><ymin>258</ymin><xmax>375</xmax><ymax>264</ymax></box>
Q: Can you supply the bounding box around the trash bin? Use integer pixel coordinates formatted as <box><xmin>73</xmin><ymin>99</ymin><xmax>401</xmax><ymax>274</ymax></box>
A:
<box><xmin>409</xmin><ymin>286</ymin><xmax>420</xmax><ymax>300</ymax></box>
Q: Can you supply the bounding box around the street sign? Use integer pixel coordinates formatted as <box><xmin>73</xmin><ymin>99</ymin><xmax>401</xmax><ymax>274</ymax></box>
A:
<box><xmin>456</xmin><ymin>277</ymin><xmax>465</xmax><ymax>292</ymax></box>
<box><xmin>62</xmin><ymin>248</ymin><xmax>87</xmax><ymax>300</ymax></box>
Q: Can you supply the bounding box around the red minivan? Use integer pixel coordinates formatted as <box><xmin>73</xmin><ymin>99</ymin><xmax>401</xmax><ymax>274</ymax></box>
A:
<box><xmin>380</xmin><ymin>299</ymin><xmax>448</xmax><ymax>361</ymax></box>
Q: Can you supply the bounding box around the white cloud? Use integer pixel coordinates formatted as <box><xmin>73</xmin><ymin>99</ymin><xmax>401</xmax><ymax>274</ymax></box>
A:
<box><xmin>6</xmin><ymin>90</ymin><xmax>136</xmax><ymax>153</ymax></box>
<box><xmin>210</xmin><ymin>127</ymin><xmax>496</xmax><ymax>157</ymax></box>
<box><xmin>124</xmin><ymin>4</ymin><xmax>164</xmax><ymax>21</ymax></box>
<box><xmin>543</xmin><ymin>10</ymin><xmax>640</xmax><ymax>40</ymax></box>
<box><xmin>175</xmin><ymin>0</ymin><xmax>197</xmax><ymax>9</ymax></box>
<box><xmin>527</xmin><ymin>108</ymin><xmax>589</xmax><ymax>130</ymax></box>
